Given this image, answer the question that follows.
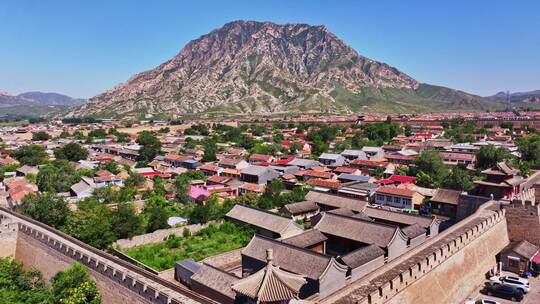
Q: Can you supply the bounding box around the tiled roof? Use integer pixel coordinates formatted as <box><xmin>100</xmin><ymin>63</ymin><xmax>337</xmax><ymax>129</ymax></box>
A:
<box><xmin>341</xmin><ymin>245</ymin><xmax>385</xmax><ymax>269</ymax></box>
<box><xmin>242</xmin><ymin>235</ymin><xmax>335</xmax><ymax>280</ymax></box>
<box><xmin>305</xmin><ymin>191</ymin><xmax>367</xmax><ymax>212</ymax></box>
<box><xmin>376</xmin><ymin>186</ymin><xmax>416</xmax><ymax>198</ymax></box>
<box><xmin>313</xmin><ymin>212</ymin><xmax>401</xmax><ymax>248</ymax></box>
<box><xmin>281</xmin><ymin>229</ymin><xmax>327</xmax><ymax>248</ymax></box>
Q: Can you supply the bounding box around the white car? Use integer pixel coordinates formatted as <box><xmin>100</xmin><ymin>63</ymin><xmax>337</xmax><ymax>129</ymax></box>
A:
<box><xmin>465</xmin><ymin>299</ymin><xmax>500</xmax><ymax>304</ymax></box>
<box><xmin>489</xmin><ymin>275</ymin><xmax>530</xmax><ymax>293</ymax></box>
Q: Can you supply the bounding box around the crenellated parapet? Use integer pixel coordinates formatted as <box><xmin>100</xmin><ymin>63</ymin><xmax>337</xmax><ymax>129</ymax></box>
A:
<box><xmin>0</xmin><ymin>208</ymin><xmax>216</xmax><ymax>304</ymax></box>
<box><xmin>323</xmin><ymin>204</ymin><xmax>507</xmax><ymax>304</ymax></box>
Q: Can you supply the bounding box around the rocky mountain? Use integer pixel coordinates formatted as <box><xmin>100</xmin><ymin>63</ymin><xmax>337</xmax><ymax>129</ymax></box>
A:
<box><xmin>0</xmin><ymin>91</ymin><xmax>83</xmax><ymax>116</ymax></box>
<box><xmin>68</xmin><ymin>20</ymin><xmax>502</xmax><ymax>118</ymax></box>
<box><xmin>488</xmin><ymin>90</ymin><xmax>540</xmax><ymax>103</ymax></box>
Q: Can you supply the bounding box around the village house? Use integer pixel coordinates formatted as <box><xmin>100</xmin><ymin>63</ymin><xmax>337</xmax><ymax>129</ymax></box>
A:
<box><xmin>374</xmin><ymin>186</ymin><xmax>425</xmax><ymax>209</ymax></box>
<box><xmin>226</xmin><ymin>204</ymin><xmax>304</xmax><ymax>239</ymax></box>
<box><xmin>430</xmin><ymin>189</ymin><xmax>491</xmax><ymax>220</ymax></box>
<box><xmin>281</xmin><ymin>229</ymin><xmax>327</xmax><ymax>254</ymax></box>
<box><xmin>440</xmin><ymin>151</ymin><xmax>476</xmax><ymax>166</ymax></box>
<box><xmin>198</xmin><ymin>163</ymin><xmax>223</xmax><ymax>176</ymax></box>
<box><xmin>384</xmin><ymin>153</ymin><xmax>415</xmax><ymax>166</ymax></box>
<box><xmin>240</xmin><ymin>235</ymin><xmax>348</xmax><ymax>298</ymax></box>
<box><xmin>240</xmin><ymin>165</ymin><xmax>279</xmax><ymax>185</ymax></box>
<box><xmin>238</xmin><ymin>183</ymin><xmax>266</xmax><ymax>196</ymax></box>
<box><xmin>69</xmin><ymin>176</ymin><xmax>96</xmax><ymax>201</ymax></box>
<box><xmin>305</xmin><ymin>191</ymin><xmax>367</xmax><ymax>213</ymax></box>
<box><xmin>16</xmin><ymin>165</ymin><xmax>39</xmax><ymax>177</ymax></box>
<box><xmin>317</xmin><ymin>153</ymin><xmax>346</xmax><ymax>167</ymax></box>
<box><xmin>337</xmin><ymin>182</ymin><xmax>380</xmax><ymax>201</ymax></box>
<box><xmin>94</xmin><ymin>170</ymin><xmax>124</xmax><ymax>188</ymax></box>
<box><xmin>360</xmin><ymin>206</ymin><xmax>441</xmax><ymax>238</ymax></box>
<box><xmin>500</xmin><ymin>240</ymin><xmax>540</xmax><ymax>274</ymax></box>
<box><xmin>218</xmin><ymin>158</ymin><xmax>249</xmax><ymax>170</ymax></box>
<box><xmin>340</xmin><ymin>149</ymin><xmax>367</xmax><ymax>161</ymax></box>
<box><xmin>350</xmin><ymin>159</ymin><xmax>388</xmax><ymax>175</ymax></box>
<box><xmin>288</xmin><ymin>158</ymin><xmax>321</xmax><ymax>170</ymax></box>
<box><xmin>361</xmin><ymin>146</ymin><xmax>385</xmax><ymax>160</ymax></box>
<box><xmin>339</xmin><ymin>245</ymin><xmax>385</xmax><ymax>282</ymax></box>
<box><xmin>248</xmin><ymin>153</ymin><xmax>275</xmax><ymax>164</ymax></box>
<box><xmin>281</xmin><ymin>200</ymin><xmax>320</xmax><ymax>221</ymax></box>
<box><xmin>312</xmin><ymin>212</ymin><xmax>409</xmax><ymax>260</ymax></box>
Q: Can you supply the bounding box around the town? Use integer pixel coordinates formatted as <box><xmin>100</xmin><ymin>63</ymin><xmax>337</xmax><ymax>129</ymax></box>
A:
<box><xmin>0</xmin><ymin>112</ymin><xmax>539</xmax><ymax>304</ymax></box>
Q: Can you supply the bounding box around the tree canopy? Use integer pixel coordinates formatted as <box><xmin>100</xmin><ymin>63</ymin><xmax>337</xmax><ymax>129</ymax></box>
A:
<box><xmin>54</xmin><ymin>142</ymin><xmax>89</xmax><ymax>162</ymax></box>
<box><xmin>12</xmin><ymin>144</ymin><xmax>48</xmax><ymax>166</ymax></box>
<box><xmin>136</xmin><ymin>131</ymin><xmax>161</xmax><ymax>162</ymax></box>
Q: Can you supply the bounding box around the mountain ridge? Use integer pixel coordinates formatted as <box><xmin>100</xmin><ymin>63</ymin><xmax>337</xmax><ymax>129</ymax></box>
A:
<box><xmin>67</xmin><ymin>20</ymin><xmax>504</xmax><ymax>118</ymax></box>
<box><xmin>0</xmin><ymin>91</ymin><xmax>84</xmax><ymax>116</ymax></box>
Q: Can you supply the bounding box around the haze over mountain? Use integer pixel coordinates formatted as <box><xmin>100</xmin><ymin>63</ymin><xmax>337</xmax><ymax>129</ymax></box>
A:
<box><xmin>68</xmin><ymin>20</ymin><xmax>504</xmax><ymax>118</ymax></box>
<box><xmin>488</xmin><ymin>90</ymin><xmax>540</xmax><ymax>103</ymax></box>
<box><xmin>0</xmin><ymin>91</ymin><xmax>84</xmax><ymax>116</ymax></box>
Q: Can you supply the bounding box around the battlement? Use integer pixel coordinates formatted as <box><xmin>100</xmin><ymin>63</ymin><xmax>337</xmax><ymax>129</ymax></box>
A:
<box><xmin>323</xmin><ymin>203</ymin><xmax>508</xmax><ymax>304</ymax></box>
<box><xmin>0</xmin><ymin>208</ymin><xmax>215</xmax><ymax>304</ymax></box>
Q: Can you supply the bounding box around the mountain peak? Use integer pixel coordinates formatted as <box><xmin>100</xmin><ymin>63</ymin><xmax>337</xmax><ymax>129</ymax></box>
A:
<box><xmin>67</xmin><ymin>21</ymin><xmax>497</xmax><ymax>118</ymax></box>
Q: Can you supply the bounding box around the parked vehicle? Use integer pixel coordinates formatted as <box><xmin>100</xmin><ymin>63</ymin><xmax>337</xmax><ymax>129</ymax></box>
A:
<box><xmin>489</xmin><ymin>275</ymin><xmax>530</xmax><ymax>293</ymax></box>
<box><xmin>475</xmin><ymin>300</ymin><xmax>501</xmax><ymax>304</ymax></box>
<box><xmin>465</xmin><ymin>299</ymin><xmax>500</xmax><ymax>304</ymax></box>
<box><xmin>483</xmin><ymin>284</ymin><xmax>524</xmax><ymax>302</ymax></box>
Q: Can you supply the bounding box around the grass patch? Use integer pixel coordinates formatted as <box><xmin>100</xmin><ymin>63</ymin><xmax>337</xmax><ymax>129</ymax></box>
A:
<box><xmin>122</xmin><ymin>222</ymin><xmax>254</xmax><ymax>271</ymax></box>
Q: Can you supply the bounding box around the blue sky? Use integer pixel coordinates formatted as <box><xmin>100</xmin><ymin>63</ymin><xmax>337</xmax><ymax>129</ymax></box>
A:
<box><xmin>1</xmin><ymin>0</ymin><xmax>539</xmax><ymax>98</ymax></box>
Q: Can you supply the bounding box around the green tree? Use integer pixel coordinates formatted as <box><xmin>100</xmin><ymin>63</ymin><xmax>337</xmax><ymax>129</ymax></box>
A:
<box><xmin>55</xmin><ymin>142</ymin><xmax>89</xmax><ymax>162</ymax></box>
<box><xmin>411</xmin><ymin>150</ymin><xmax>448</xmax><ymax>188</ymax></box>
<box><xmin>112</xmin><ymin>202</ymin><xmax>144</xmax><ymax>239</ymax></box>
<box><xmin>125</xmin><ymin>172</ymin><xmax>145</xmax><ymax>188</ymax></box>
<box><xmin>16</xmin><ymin>193</ymin><xmax>71</xmax><ymax>229</ymax></box>
<box><xmin>136</xmin><ymin>131</ymin><xmax>161</xmax><ymax>162</ymax></box>
<box><xmin>152</xmin><ymin>175</ymin><xmax>166</xmax><ymax>196</ymax></box>
<box><xmin>12</xmin><ymin>144</ymin><xmax>48</xmax><ymax>166</ymax></box>
<box><xmin>63</xmin><ymin>198</ymin><xmax>116</xmax><ymax>249</ymax></box>
<box><xmin>37</xmin><ymin>160</ymin><xmax>80</xmax><ymax>193</ymax></box>
<box><xmin>143</xmin><ymin>195</ymin><xmax>169</xmax><ymax>233</ymax></box>
<box><xmin>0</xmin><ymin>257</ymin><xmax>51</xmax><ymax>303</ymax></box>
<box><xmin>517</xmin><ymin>134</ymin><xmax>540</xmax><ymax>165</ymax></box>
<box><xmin>265</xmin><ymin>179</ymin><xmax>284</xmax><ymax>197</ymax></box>
<box><xmin>475</xmin><ymin>145</ymin><xmax>510</xmax><ymax>169</ymax></box>
<box><xmin>98</xmin><ymin>161</ymin><xmax>119</xmax><ymax>174</ymax></box>
<box><xmin>442</xmin><ymin>166</ymin><xmax>474</xmax><ymax>191</ymax></box>
<box><xmin>202</xmin><ymin>140</ymin><xmax>217</xmax><ymax>162</ymax></box>
<box><xmin>32</xmin><ymin>131</ymin><xmax>50</xmax><ymax>141</ymax></box>
<box><xmin>51</xmin><ymin>263</ymin><xmax>101</xmax><ymax>304</ymax></box>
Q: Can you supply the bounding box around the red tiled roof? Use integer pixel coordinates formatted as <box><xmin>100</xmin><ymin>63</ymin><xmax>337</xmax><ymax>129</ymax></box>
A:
<box><xmin>376</xmin><ymin>186</ymin><xmax>416</xmax><ymax>197</ymax></box>
<box><xmin>350</xmin><ymin>159</ymin><xmax>388</xmax><ymax>168</ymax></box>
<box><xmin>333</xmin><ymin>166</ymin><xmax>358</xmax><ymax>174</ymax></box>
<box><xmin>302</xmin><ymin>170</ymin><xmax>334</xmax><ymax>179</ymax></box>
<box><xmin>307</xmin><ymin>179</ymin><xmax>340</xmax><ymax>190</ymax></box>
<box><xmin>389</xmin><ymin>175</ymin><xmax>416</xmax><ymax>183</ymax></box>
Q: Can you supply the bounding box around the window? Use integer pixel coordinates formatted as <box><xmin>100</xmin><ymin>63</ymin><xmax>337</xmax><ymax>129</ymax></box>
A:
<box><xmin>508</xmin><ymin>257</ymin><xmax>520</xmax><ymax>269</ymax></box>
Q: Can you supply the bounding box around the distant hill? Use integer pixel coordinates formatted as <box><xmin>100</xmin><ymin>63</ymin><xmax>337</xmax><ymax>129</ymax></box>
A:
<box><xmin>488</xmin><ymin>90</ymin><xmax>540</xmax><ymax>103</ymax></box>
<box><xmin>0</xmin><ymin>91</ymin><xmax>84</xmax><ymax>117</ymax></box>
<box><xmin>64</xmin><ymin>20</ymin><xmax>506</xmax><ymax>119</ymax></box>
<box><xmin>17</xmin><ymin>91</ymin><xmax>85</xmax><ymax>106</ymax></box>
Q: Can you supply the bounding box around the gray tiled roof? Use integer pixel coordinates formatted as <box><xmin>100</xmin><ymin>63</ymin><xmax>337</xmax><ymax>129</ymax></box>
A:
<box><xmin>281</xmin><ymin>229</ymin><xmax>327</xmax><ymax>248</ymax></box>
<box><xmin>191</xmin><ymin>263</ymin><xmax>238</xmax><ymax>299</ymax></box>
<box><xmin>313</xmin><ymin>212</ymin><xmax>401</xmax><ymax>248</ymax></box>
<box><xmin>305</xmin><ymin>191</ymin><xmax>367</xmax><ymax>212</ymax></box>
<box><xmin>226</xmin><ymin>205</ymin><xmax>302</xmax><ymax>236</ymax></box>
<box><xmin>341</xmin><ymin>245</ymin><xmax>385</xmax><ymax>268</ymax></box>
<box><xmin>242</xmin><ymin>235</ymin><xmax>334</xmax><ymax>280</ymax></box>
